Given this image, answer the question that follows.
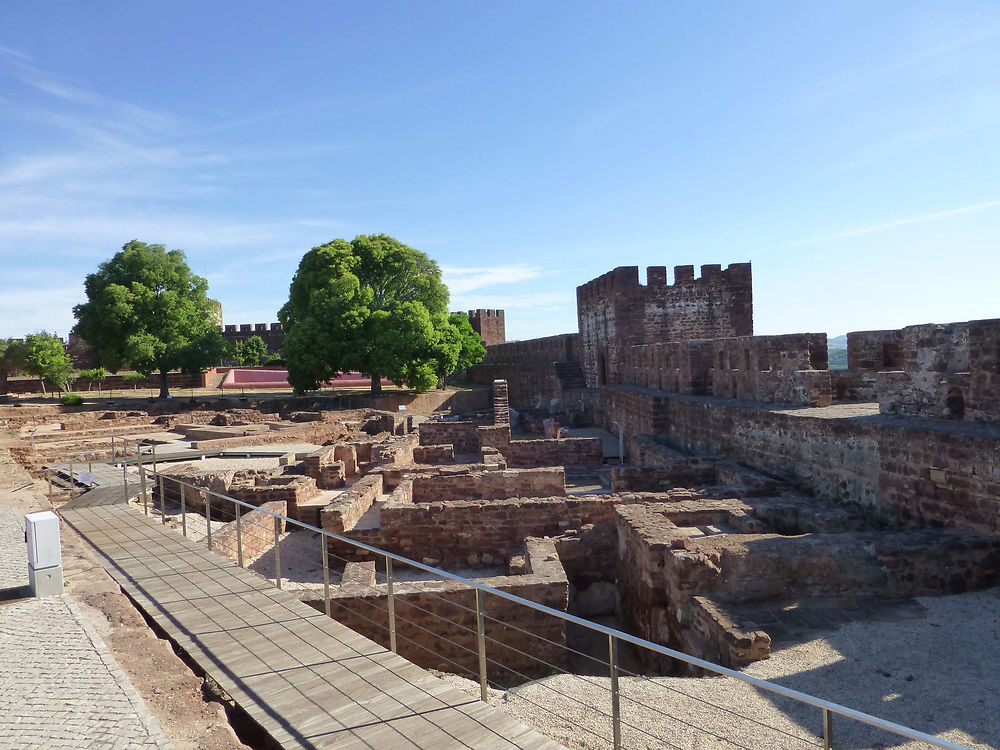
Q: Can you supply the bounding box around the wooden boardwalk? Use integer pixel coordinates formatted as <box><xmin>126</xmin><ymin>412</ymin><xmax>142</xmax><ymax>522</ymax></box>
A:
<box><xmin>60</xmin><ymin>497</ymin><xmax>563</xmax><ymax>750</ymax></box>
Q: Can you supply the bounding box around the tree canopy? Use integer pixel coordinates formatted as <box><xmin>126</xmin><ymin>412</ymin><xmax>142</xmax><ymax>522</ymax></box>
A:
<box><xmin>21</xmin><ymin>332</ymin><xmax>73</xmax><ymax>396</ymax></box>
<box><xmin>0</xmin><ymin>338</ymin><xmax>26</xmax><ymax>395</ymax></box>
<box><xmin>72</xmin><ymin>240</ymin><xmax>225</xmax><ymax>398</ymax></box>
<box><xmin>279</xmin><ymin>234</ymin><xmax>483</xmax><ymax>394</ymax></box>
<box><xmin>228</xmin><ymin>335</ymin><xmax>269</xmax><ymax>366</ymax></box>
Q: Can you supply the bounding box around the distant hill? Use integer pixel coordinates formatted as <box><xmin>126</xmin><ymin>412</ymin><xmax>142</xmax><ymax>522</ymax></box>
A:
<box><xmin>828</xmin><ymin>347</ymin><xmax>847</xmax><ymax>370</ymax></box>
<box><xmin>828</xmin><ymin>334</ymin><xmax>848</xmax><ymax>348</ymax></box>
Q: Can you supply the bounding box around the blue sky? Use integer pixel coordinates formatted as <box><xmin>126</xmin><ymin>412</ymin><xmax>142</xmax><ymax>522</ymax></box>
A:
<box><xmin>2</xmin><ymin>2</ymin><xmax>999</xmax><ymax>342</ymax></box>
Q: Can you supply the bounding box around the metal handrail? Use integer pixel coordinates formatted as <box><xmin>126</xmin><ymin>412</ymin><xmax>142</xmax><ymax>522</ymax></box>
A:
<box><xmin>146</xmin><ymin>467</ymin><xmax>972</xmax><ymax>750</ymax></box>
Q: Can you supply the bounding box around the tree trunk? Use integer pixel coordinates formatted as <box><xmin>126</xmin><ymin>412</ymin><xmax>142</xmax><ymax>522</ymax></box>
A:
<box><xmin>370</xmin><ymin>373</ymin><xmax>383</xmax><ymax>396</ymax></box>
<box><xmin>159</xmin><ymin>370</ymin><xmax>170</xmax><ymax>399</ymax></box>
<box><xmin>39</xmin><ymin>377</ymin><xmax>46</xmax><ymax>397</ymax></box>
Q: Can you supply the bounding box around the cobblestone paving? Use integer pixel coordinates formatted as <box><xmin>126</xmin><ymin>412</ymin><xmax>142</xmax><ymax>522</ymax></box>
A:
<box><xmin>0</xmin><ymin>508</ymin><xmax>174</xmax><ymax>749</ymax></box>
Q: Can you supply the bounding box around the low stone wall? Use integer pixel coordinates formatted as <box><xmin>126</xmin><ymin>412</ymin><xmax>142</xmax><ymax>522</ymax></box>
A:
<box><xmin>230</xmin><ymin>475</ymin><xmax>319</xmax><ymax>523</ymax></box>
<box><xmin>371</xmin><ymin>433</ymin><xmax>418</xmax><ymax>467</ymax></box>
<box><xmin>412</xmin><ymin>444</ymin><xmax>454</xmax><ymax>464</ymax></box>
<box><xmin>611</xmin><ymin>460</ymin><xmax>716</xmax><ymax>491</ymax></box>
<box><xmin>213</xmin><ymin>501</ymin><xmax>287</xmax><ymax>561</ymax></box>
<box><xmin>327</xmin><ymin>491</ymin><xmax>703</xmax><ymax>567</ymax></box>
<box><xmin>411</xmin><ymin>467</ymin><xmax>565</xmax><ymax>503</ymax></box>
<box><xmin>417</xmin><ymin>421</ymin><xmax>480</xmax><ymax>453</ymax></box>
<box><xmin>304</xmin><ymin>537</ymin><xmax>569</xmax><ymax>685</ymax></box>
<box><xmin>506</xmin><ymin>437</ymin><xmax>602</xmax><ymax>467</ymax></box>
<box><xmin>320</xmin><ymin>474</ymin><xmax>383</xmax><ymax>534</ymax></box>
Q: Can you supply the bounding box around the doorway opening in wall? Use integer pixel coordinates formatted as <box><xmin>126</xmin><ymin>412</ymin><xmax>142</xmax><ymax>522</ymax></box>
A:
<box><xmin>945</xmin><ymin>387</ymin><xmax>965</xmax><ymax>419</ymax></box>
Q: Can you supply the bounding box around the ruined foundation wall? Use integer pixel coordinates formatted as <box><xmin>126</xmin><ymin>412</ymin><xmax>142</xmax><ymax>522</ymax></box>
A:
<box><xmin>410</xmin><ymin>468</ymin><xmax>566</xmax><ymax>502</ymax></box>
<box><xmin>328</xmin><ymin>495</ymin><xmax>638</xmax><ymax>567</ymax></box>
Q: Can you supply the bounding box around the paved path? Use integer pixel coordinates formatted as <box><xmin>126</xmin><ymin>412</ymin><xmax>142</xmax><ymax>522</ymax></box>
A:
<box><xmin>60</xmin><ymin>498</ymin><xmax>564</xmax><ymax>750</ymax></box>
<box><xmin>0</xmin><ymin>507</ymin><xmax>174</xmax><ymax>750</ymax></box>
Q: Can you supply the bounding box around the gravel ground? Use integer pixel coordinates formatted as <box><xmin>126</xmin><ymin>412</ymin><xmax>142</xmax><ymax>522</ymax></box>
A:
<box><xmin>440</xmin><ymin>588</ymin><xmax>1000</xmax><ymax>750</ymax></box>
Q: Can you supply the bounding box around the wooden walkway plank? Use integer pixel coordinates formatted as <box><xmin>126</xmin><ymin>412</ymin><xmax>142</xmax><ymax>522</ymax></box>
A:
<box><xmin>60</xmin><ymin>499</ymin><xmax>565</xmax><ymax>750</ymax></box>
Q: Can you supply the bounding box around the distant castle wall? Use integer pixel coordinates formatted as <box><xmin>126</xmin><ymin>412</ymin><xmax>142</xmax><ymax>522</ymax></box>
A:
<box><xmin>467</xmin><ymin>309</ymin><xmax>506</xmax><ymax>347</ymax></box>
<box><xmin>576</xmin><ymin>264</ymin><xmax>753</xmax><ymax>388</ymax></box>
<box><xmin>222</xmin><ymin>322</ymin><xmax>285</xmax><ymax>353</ymax></box>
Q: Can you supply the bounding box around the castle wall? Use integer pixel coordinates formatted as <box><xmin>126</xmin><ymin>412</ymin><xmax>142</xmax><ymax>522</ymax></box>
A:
<box><xmin>222</xmin><ymin>322</ymin><xmax>285</xmax><ymax>353</ymax></box>
<box><xmin>602</xmin><ymin>386</ymin><xmax>1000</xmax><ymax>536</ymax></box>
<box><xmin>577</xmin><ymin>264</ymin><xmax>752</xmax><ymax>388</ymax></box>
<box><xmin>877</xmin><ymin>319</ymin><xmax>1000</xmax><ymax>424</ymax></box>
<box><xmin>620</xmin><ymin>333</ymin><xmax>832</xmax><ymax>406</ymax></box>
<box><xmin>467</xmin><ymin>309</ymin><xmax>506</xmax><ymax>347</ymax></box>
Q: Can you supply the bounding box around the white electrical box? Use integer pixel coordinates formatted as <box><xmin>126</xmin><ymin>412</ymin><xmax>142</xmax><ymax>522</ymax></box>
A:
<box><xmin>26</xmin><ymin>511</ymin><xmax>62</xmax><ymax>569</ymax></box>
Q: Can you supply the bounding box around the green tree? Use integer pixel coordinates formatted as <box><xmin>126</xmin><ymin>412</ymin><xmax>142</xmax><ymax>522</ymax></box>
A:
<box><xmin>279</xmin><ymin>234</ymin><xmax>451</xmax><ymax>395</ymax></box>
<box><xmin>22</xmin><ymin>332</ymin><xmax>73</xmax><ymax>396</ymax></box>
<box><xmin>72</xmin><ymin>240</ymin><xmax>226</xmax><ymax>398</ymax></box>
<box><xmin>0</xmin><ymin>339</ymin><xmax>26</xmax><ymax>395</ymax></box>
<box><xmin>431</xmin><ymin>312</ymin><xmax>486</xmax><ymax>388</ymax></box>
<box><xmin>78</xmin><ymin>367</ymin><xmax>108</xmax><ymax>394</ymax></box>
<box><xmin>230</xmin><ymin>335</ymin><xmax>268</xmax><ymax>366</ymax></box>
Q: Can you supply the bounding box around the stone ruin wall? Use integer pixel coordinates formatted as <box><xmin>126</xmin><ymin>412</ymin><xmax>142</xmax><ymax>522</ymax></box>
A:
<box><xmin>468</xmin><ymin>333</ymin><xmax>581</xmax><ymax>409</ymax></box>
<box><xmin>416</xmin><ymin>418</ymin><xmax>602</xmax><ymax>467</ymax></box>
<box><xmin>325</xmin><ymin>493</ymin><xmax>690</xmax><ymax>568</ymax></box>
<box><xmin>620</xmin><ymin>332</ymin><xmax>832</xmax><ymax>407</ymax></box>
<box><xmin>601</xmin><ymin>385</ymin><xmax>1000</xmax><ymax>536</ymax></box>
<box><xmin>615</xmin><ymin>501</ymin><xmax>1000</xmax><ymax>670</ymax></box>
<box><xmin>577</xmin><ymin>264</ymin><xmax>753</xmax><ymax>388</ymax></box>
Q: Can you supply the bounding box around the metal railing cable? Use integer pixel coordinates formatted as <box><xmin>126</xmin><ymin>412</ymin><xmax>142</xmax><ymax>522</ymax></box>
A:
<box><xmin>138</xmin><ymin>467</ymin><xmax>972</xmax><ymax>750</ymax></box>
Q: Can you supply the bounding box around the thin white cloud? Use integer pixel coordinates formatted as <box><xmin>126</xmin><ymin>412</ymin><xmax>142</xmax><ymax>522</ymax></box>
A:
<box><xmin>788</xmin><ymin>198</ymin><xmax>1000</xmax><ymax>247</ymax></box>
<box><xmin>441</xmin><ymin>264</ymin><xmax>549</xmax><ymax>294</ymax></box>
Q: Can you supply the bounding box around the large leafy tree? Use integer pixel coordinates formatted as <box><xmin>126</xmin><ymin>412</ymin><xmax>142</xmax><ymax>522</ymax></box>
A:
<box><xmin>0</xmin><ymin>338</ymin><xmax>26</xmax><ymax>395</ymax></box>
<box><xmin>72</xmin><ymin>240</ymin><xmax>225</xmax><ymax>398</ymax></box>
<box><xmin>432</xmin><ymin>312</ymin><xmax>487</xmax><ymax>388</ymax></box>
<box><xmin>21</xmin><ymin>332</ymin><xmax>73</xmax><ymax>396</ymax></box>
<box><xmin>280</xmin><ymin>234</ymin><xmax>465</xmax><ymax>395</ymax></box>
<box><xmin>228</xmin><ymin>335</ymin><xmax>269</xmax><ymax>366</ymax></box>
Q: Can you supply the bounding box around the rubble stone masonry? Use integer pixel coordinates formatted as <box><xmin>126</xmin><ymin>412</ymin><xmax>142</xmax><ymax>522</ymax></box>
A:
<box><xmin>577</xmin><ymin>264</ymin><xmax>752</xmax><ymax>388</ymax></box>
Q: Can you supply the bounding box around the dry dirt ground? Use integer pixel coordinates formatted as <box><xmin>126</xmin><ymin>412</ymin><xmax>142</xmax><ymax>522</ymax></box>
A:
<box><xmin>0</xmin><ymin>435</ymin><xmax>253</xmax><ymax>750</ymax></box>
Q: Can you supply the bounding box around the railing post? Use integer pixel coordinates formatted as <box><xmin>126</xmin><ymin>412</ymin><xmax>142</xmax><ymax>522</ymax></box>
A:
<box><xmin>273</xmin><ymin>514</ymin><xmax>281</xmax><ymax>589</ymax></box>
<box><xmin>46</xmin><ymin>470</ymin><xmax>52</xmax><ymax>500</ymax></box>
<box><xmin>475</xmin><ymin>588</ymin><xmax>488</xmax><ymax>703</ymax></box>
<box><xmin>610</xmin><ymin>634</ymin><xmax>621</xmax><ymax>750</ymax></box>
<box><xmin>205</xmin><ymin>490</ymin><xmax>212</xmax><ymax>550</ymax></box>
<box><xmin>122</xmin><ymin>451</ymin><xmax>128</xmax><ymax>502</ymax></box>
<box><xmin>180</xmin><ymin>479</ymin><xmax>186</xmax><ymax>537</ymax></box>
<box><xmin>321</xmin><ymin>537</ymin><xmax>331</xmax><ymax>617</ymax></box>
<box><xmin>823</xmin><ymin>708</ymin><xmax>833</xmax><ymax>750</ymax></box>
<box><xmin>151</xmin><ymin>443</ymin><xmax>157</xmax><ymax>474</ymax></box>
<box><xmin>140</xmin><ymin>464</ymin><xmax>148</xmax><ymax>515</ymax></box>
<box><xmin>386</xmin><ymin>557</ymin><xmax>397</xmax><ymax>653</ymax></box>
<box><xmin>111</xmin><ymin>435</ymin><xmax>115</xmax><ymax>458</ymax></box>
<box><xmin>158</xmin><ymin>474</ymin><xmax>165</xmax><ymax>523</ymax></box>
<box><xmin>68</xmin><ymin>460</ymin><xmax>74</xmax><ymax>496</ymax></box>
<box><xmin>235</xmin><ymin>502</ymin><xmax>243</xmax><ymax>567</ymax></box>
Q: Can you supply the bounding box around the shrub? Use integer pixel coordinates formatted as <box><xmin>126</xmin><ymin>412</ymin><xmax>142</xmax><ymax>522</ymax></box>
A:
<box><xmin>61</xmin><ymin>393</ymin><xmax>84</xmax><ymax>406</ymax></box>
